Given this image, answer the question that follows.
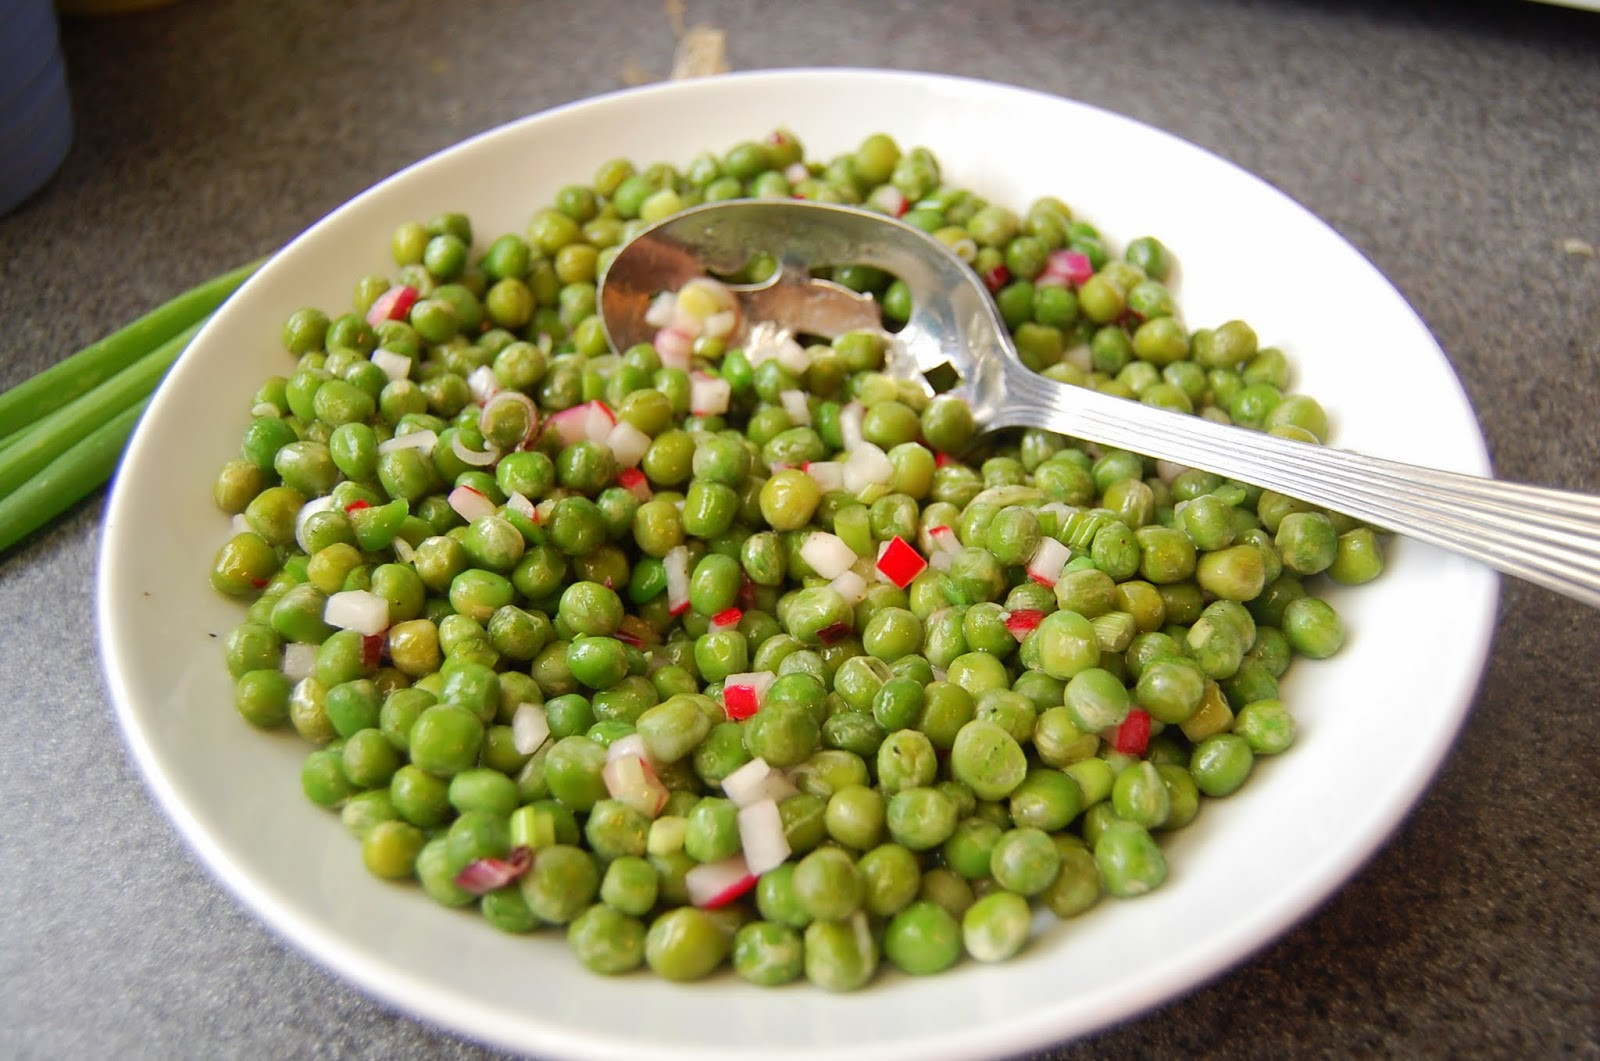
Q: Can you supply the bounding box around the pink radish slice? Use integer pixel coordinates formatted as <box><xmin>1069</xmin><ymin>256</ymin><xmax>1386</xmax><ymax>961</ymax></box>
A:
<box><xmin>450</xmin><ymin>432</ymin><xmax>501</xmax><ymax>467</ymax></box>
<box><xmin>1025</xmin><ymin>536</ymin><xmax>1071</xmax><ymax>586</ymax></box>
<box><xmin>605</xmin><ymin>420</ymin><xmax>651</xmax><ymax>467</ymax></box>
<box><xmin>453</xmin><ymin>847</ymin><xmax>533</xmax><ymax>895</ymax></box>
<box><xmin>616</xmin><ymin>467</ymin><xmax>653</xmax><ymax>501</ymax></box>
<box><xmin>602</xmin><ymin>754</ymin><xmax>669</xmax><ymax>818</ymax></box>
<box><xmin>721</xmin><ymin>670</ymin><xmax>776</xmax><ymax>721</ymax></box>
<box><xmin>875</xmin><ymin>535</ymin><xmax>927</xmax><ymax>588</ymax></box>
<box><xmin>685</xmin><ymin>854</ymin><xmax>757</xmax><ymax>909</ymax></box>
<box><xmin>664</xmin><ymin>546</ymin><xmax>691</xmax><ymax>615</ymax></box>
<box><xmin>364</xmin><ymin>284</ymin><xmax>418</xmax><ymax>328</ymax></box>
<box><xmin>370</xmin><ymin>348</ymin><xmax>413</xmax><ymax>382</ymax></box>
<box><xmin>448</xmin><ymin>484</ymin><xmax>497</xmax><ymax>523</ymax></box>
<box><xmin>1004</xmin><ymin>609</ymin><xmax>1045</xmax><ymax>640</ymax></box>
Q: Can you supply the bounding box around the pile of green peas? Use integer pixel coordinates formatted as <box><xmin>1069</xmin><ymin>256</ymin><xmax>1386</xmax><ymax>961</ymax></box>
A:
<box><xmin>209</xmin><ymin>128</ymin><xmax>1385</xmax><ymax>990</ymax></box>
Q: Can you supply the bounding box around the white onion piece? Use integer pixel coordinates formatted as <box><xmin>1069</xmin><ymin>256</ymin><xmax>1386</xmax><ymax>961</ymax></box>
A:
<box><xmin>377</xmin><ymin>428</ymin><xmax>437</xmax><ymax>456</ymax></box>
<box><xmin>685</xmin><ymin>854</ymin><xmax>756</xmax><ymax>909</ymax></box>
<box><xmin>605</xmin><ymin>421</ymin><xmax>652</xmax><ymax>467</ymax></box>
<box><xmin>664</xmin><ymin>545</ymin><xmax>691</xmax><ymax>615</ymax></box>
<box><xmin>391</xmin><ymin>536</ymin><xmax>416</xmax><ymax>563</ymax></box>
<box><xmin>644</xmin><ymin>291</ymin><xmax>679</xmax><ymax>328</ymax></box>
<box><xmin>743</xmin><ymin>321</ymin><xmax>789</xmax><ymax>365</ymax></box>
<box><xmin>737</xmin><ymin>799</ymin><xmax>790</xmax><ymax>874</ymax></box>
<box><xmin>1155</xmin><ymin>459</ymin><xmax>1190</xmax><ymax>485</ymax></box>
<box><xmin>282</xmin><ymin>645</ymin><xmax>317</xmax><ymax>682</ymax></box>
<box><xmin>293</xmin><ymin>495</ymin><xmax>336</xmax><ymax>554</ymax></box>
<box><xmin>929</xmin><ymin>550</ymin><xmax>954</xmax><ymax>572</ymax></box>
<box><xmin>775</xmin><ymin>339</ymin><xmax>813</xmax><ymax>375</ymax></box>
<box><xmin>842</xmin><ymin>442</ymin><xmax>894</xmax><ymax>494</ymax></box>
<box><xmin>466</xmin><ymin>364</ymin><xmax>499</xmax><ymax>402</ymax></box>
<box><xmin>450</xmin><ymin>432</ymin><xmax>502</xmax><ymax>467</ymax></box>
<box><xmin>778</xmin><ymin>389</ymin><xmax>812</xmax><ymax>425</ymax></box>
<box><xmin>828</xmin><ymin>570</ymin><xmax>868</xmax><ymax>605</ymax></box>
<box><xmin>702</xmin><ymin>309</ymin><xmax>738</xmax><ymax>339</ymax></box>
<box><xmin>370</xmin><ymin>348</ymin><xmax>412</xmax><ymax>382</ymax></box>
<box><xmin>511</xmin><ymin>702</ymin><xmax>551</xmax><ymax>755</ymax></box>
<box><xmin>230</xmin><ymin>513</ymin><xmax>252</xmax><ymax>536</ymax></box>
<box><xmin>800</xmin><ymin>531</ymin><xmax>857</xmax><ymax>579</ymax></box>
<box><xmin>721</xmin><ymin>757</ymin><xmax>799</xmax><ymax>807</ymax></box>
<box><xmin>323</xmin><ymin>589</ymin><xmax>390</xmax><ymax>636</ymax></box>
<box><xmin>839</xmin><ymin>402</ymin><xmax>865</xmax><ymax>450</ymax></box>
<box><xmin>689</xmin><ymin>374</ymin><xmax>731</xmax><ymax>416</ymax></box>
<box><xmin>448</xmin><ymin>484</ymin><xmax>497</xmax><ymax>523</ymax></box>
<box><xmin>805</xmin><ymin>460</ymin><xmax>844</xmax><ymax>493</ymax></box>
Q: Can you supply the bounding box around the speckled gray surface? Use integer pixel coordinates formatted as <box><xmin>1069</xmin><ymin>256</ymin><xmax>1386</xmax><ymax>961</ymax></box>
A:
<box><xmin>2</xmin><ymin>1</ymin><xmax>1598</xmax><ymax>1057</ymax></box>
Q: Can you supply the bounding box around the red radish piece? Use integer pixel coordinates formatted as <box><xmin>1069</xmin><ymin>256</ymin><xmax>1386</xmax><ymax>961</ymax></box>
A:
<box><xmin>664</xmin><ymin>546</ymin><xmax>691</xmax><ymax>616</ymax></box>
<box><xmin>711</xmin><ymin>607</ymin><xmax>743</xmax><ymax>631</ymax></box>
<box><xmin>803</xmin><ymin>460</ymin><xmax>844</xmax><ymax>494</ymax></box>
<box><xmin>282</xmin><ymin>644</ymin><xmax>317</xmax><ymax>682</ymax></box>
<box><xmin>1025</xmin><ymin>537</ymin><xmax>1072</xmax><ymax>587</ymax></box>
<box><xmin>605</xmin><ymin>420</ymin><xmax>652</xmax><ymax>467</ymax></box>
<box><xmin>817</xmin><ymin>621</ymin><xmax>852</xmax><ymax>645</ymax></box>
<box><xmin>721</xmin><ymin>756</ymin><xmax>798</xmax><ymax>807</ymax></box>
<box><xmin>1004</xmin><ymin>609</ymin><xmax>1045</xmax><ymax>641</ymax></box>
<box><xmin>689</xmin><ymin>374</ymin><xmax>731</xmax><ymax>416</ymax></box>
<box><xmin>370</xmin><ymin>348</ymin><xmax>412</xmax><ymax>382</ymax></box>
<box><xmin>360</xmin><ymin>634</ymin><xmax>385</xmax><ymax>669</ymax></box>
<box><xmin>616</xmin><ymin>467</ymin><xmax>653</xmax><ymax>502</ymax></box>
<box><xmin>868</xmin><ymin>184</ymin><xmax>909</xmax><ymax>217</ymax></box>
<box><xmin>875</xmin><ymin>535</ymin><xmax>927</xmax><ymax>589</ymax></box>
<box><xmin>1112</xmin><ymin>708</ymin><xmax>1152</xmax><ymax>757</ymax></box>
<box><xmin>1040</xmin><ymin>248</ymin><xmax>1094</xmax><ymax>288</ymax></box>
<box><xmin>343</xmin><ymin>499</ymin><xmax>370</xmax><ymax>513</ymax></box>
<box><xmin>453</xmin><ymin>847</ymin><xmax>533</xmax><ymax>895</ymax></box>
<box><xmin>828</xmin><ymin>570</ymin><xmax>868</xmax><ymax>606</ymax></box>
<box><xmin>654</xmin><ymin>326</ymin><xmax>694</xmax><ymax>370</ymax></box>
<box><xmin>737</xmin><ymin>799</ymin><xmax>790</xmax><ymax>874</ymax></box>
<box><xmin>982</xmin><ymin>263</ymin><xmax>1011</xmax><ymax>292</ymax></box>
<box><xmin>800</xmin><ymin>531</ymin><xmax>858</xmax><ymax>580</ymax></box>
<box><xmin>324</xmin><ymin>589</ymin><xmax>389</xmax><ymax>636</ymax></box>
<box><xmin>605</xmin><ymin>733</ymin><xmax>654</xmax><ymax>765</ymax></box>
<box><xmin>377</xmin><ymin>428</ymin><xmax>437</xmax><ymax>456</ymax></box>
<box><xmin>364</xmin><ymin>284</ymin><xmax>418</xmax><ymax>328</ymax></box>
<box><xmin>583</xmin><ymin>400</ymin><xmax>616</xmax><ymax>443</ymax></box>
<box><xmin>602</xmin><ymin>753</ymin><xmax>669</xmax><ymax>818</ymax></box>
<box><xmin>928</xmin><ymin>524</ymin><xmax>963</xmax><ymax>556</ymax></box>
<box><xmin>685</xmin><ymin>855</ymin><xmax>758</xmax><ymax>909</ymax></box>
<box><xmin>451</xmin><ymin>432</ymin><xmax>501</xmax><ymax>467</ymax></box>
<box><xmin>511</xmin><ymin>702</ymin><xmax>551</xmax><ymax>755</ymax></box>
<box><xmin>504</xmin><ymin>491</ymin><xmax>537</xmax><ymax>520</ymax></box>
<box><xmin>448</xmin><ymin>484</ymin><xmax>496</xmax><ymax>523</ymax></box>
<box><xmin>721</xmin><ymin>670</ymin><xmax>776</xmax><ymax>721</ymax></box>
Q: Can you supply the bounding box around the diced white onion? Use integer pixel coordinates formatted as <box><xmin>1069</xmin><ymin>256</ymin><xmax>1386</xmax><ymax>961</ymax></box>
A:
<box><xmin>391</xmin><ymin>536</ymin><xmax>416</xmax><ymax>563</ymax></box>
<box><xmin>1155</xmin><ymin>460</ymin><xmax>1189</xmax><ymax>485</ymax></box>
<box><xmin>805</xmin><ymin>460</ymin><xmax>844</xmax><ymax>493</ymax></box>
<box><xmin>370</xmin><ymin>348</ymin><xmax>412</xmax><ymax>382</ymax></box>
<box><xmin>510</xmin><ymin>703</ymin><xmax>551</xmax><ymax>755</ymax></box>
<box><xmin>466</xmin><ymin>364</ymin><xmax>499</xmax><ymax>402</ymax></box>
<box><xmin>839</xmin><ymin>402</ymin><xmax>865</xmax><ymax>450</ymax></box>
<box><xmin>775</xmin><ymin>339</ymin><xmax>813</xmax><ymax>375</ymax></box>
<box><xmin>1025</xmin><ymin>536</ymin><xmax>1072</xmax><ymax>587</ymax></box>
<box><xmin>282</xmin><ymin>645</ymin><xmax>317</xmax><ymax>682</ymax></box>
<box><xmin>685</xmin><ymin>854</ymin><xmax>755</xmax><ymax>909</ymax></box>
<box><xmin>702</xmin><ymin>309</ymin><xmax>738</xmax><ymax>339</ymax></box>
<box><xmin>842</xmin><ymin>442</ymin><xmax>894</xmax><ymax>494</ymax></box>
<box><xmin>230</xmin><ymin>513</ymin><xmax>252</xmax><ymax>536</ymax></box>
<box><xmin>606</xmin><ymin>732</ymin><xmax>654</xmax><ymax>764</ymax></box>
<box><xmin>828</xmin><ymin>570</ymin><xmax>868</xmax><ymax>605</ymax></box>
<box><xmin>800</xmin><ymin>531</ymin><xmax>858</xmax><ymax>580</ymax></box>
<box><xmin>737</xmin><ymin>799</ymin><xmax>791</xmax><ymax>874</ymax></box>
<box><xmin>721</xmin><ymin>757</ymin><xmax>799</xmax><ymax>807</ymax></box>
<box><xmin>779</xmin><ymin>389</ymin><xmax>811</xmax><ymax>425</ymax></box>
<box><xmin>323</xmin><ymin>589</ymin><xmax>389</xmax><ymax>636</ymax></box>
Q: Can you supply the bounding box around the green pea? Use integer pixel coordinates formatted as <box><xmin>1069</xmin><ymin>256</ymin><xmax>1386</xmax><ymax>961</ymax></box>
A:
<box><xmin>1093</xmin><ymin>819</ymin><xmax>1168</xmax><ymax>898</ymax></box>
<box><xmin>962</xmin><ymin>890</ymin><xmax>1032</xmax><ymax>962</ymax></box>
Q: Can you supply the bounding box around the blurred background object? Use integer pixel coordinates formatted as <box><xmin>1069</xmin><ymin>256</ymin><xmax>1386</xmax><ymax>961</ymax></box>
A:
<box><xmin>0</xmin><ymin>0</ymin><xmax>74</xmax><ymax>215</ymax></box>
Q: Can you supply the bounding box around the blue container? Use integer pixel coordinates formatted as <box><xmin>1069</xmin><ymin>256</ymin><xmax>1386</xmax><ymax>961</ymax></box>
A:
<box><xmin>0</xmin><ymin>0</ymin><xmax>74</xmax><ymax>214</ymax></box>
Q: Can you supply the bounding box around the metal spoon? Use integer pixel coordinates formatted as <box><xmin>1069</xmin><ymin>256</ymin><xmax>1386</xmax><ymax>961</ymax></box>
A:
<box><xmin>599</xmin><ymin>198</ymin><xmax>1600</xmax><ymax>609</ymax></box>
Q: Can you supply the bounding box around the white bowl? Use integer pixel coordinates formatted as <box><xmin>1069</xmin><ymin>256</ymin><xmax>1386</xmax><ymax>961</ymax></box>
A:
<box><xmin>98</xmin><ymin>69</ymin><xmax>1497</xmax><ymax>1060</ymax></box>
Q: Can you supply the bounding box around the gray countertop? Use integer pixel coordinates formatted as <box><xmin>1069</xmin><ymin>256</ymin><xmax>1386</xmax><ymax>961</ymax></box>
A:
<box><xmin>3</xmin><ymin>0</ymin><xmax>1599</xmax><ymax>1056</ymax></box>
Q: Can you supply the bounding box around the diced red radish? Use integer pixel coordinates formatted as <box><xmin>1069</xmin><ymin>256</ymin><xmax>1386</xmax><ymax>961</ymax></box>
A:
<box><xmin>364</xmin><ymin>284</ymin><xmax>418</xmax><ymax>328</ymax></box>
<box><xmin>1110</xmin><ymin>708</ymin><xmax>1152</xmax><ymax>757</ymax></box>
<box><xmin>654</xmin><ymin>326</ymin><xmax>694</xmax><ymax>370</ymax></box>
<box><xmin>685</xmin><ymin>854</ymin><xmax>758</xmax><ymax>909</ymax></box>
<box><xmin>584</xmin><ymin>400</ymin><xmax>616</xmax><ymax>442</ymax></box>
<box><xmin>466</xmin><ymin>364</ymin><xmax>499</xmax><ymax>403</ymax></box>
<box><xmin>689</xmin><ymin>373</ymin><xmax>731</xmax><ymax>416</ymax></box>
<box><xmin>842</xmin><ymin>442</ymin><xmax>894</xmax><ymax>494</ymax></box>
<box><xmin>511</xmin><ymin>702</ymin><xmax>551</xmax><ymax>755</ymax></box>
<box><xmin>828</xmin><ymin>570</ymin><xmax>868</xmax><ymax>605</ymax></box>
<box><xmin>645</xmin><ymin>291</ymin><xmax>679</xmax><ymax>328</ymax></box>
<box><xmin>721</xmin><ymin>756</ymin><xmax>798</xmax><ymax>807</ymax></box>
<box><xmin>875</xmin><ymin>535</ymin><xmax>927</xmax><ymax>589</ymax></box>
<box><xmin>545</xmin><ymin>405</ymin><xmax>590</xmax><ymax>447</ymax></box>
<box><xmin>779</xmin><ymin>389</ymin><xmax>811</xmax><ymax>425</ymax></box>
<box><xmin>868</xmin><ymin>184</ymin><xmax>909</xmax><ymax>217</ymax></box>
<box><xmin>722</xmin><ymin>671</ymin><xmax>776</xmax><ymax>721</ymax></box>
<box><xmin>1004</xmin><ymin>609</ymin><xmax>1045</xmax><ymax>641</ymax></box>
<box><xmin>928</xmin><ymin>524</ymin><xmax>963</xmax><ymax>556</ymax></box>
<box><xmin>711</xmin><ymin>607</ymin><xmax>743</xmax><ymax>631</ymax></box>
<box><xmin>364</xmin><ymin>633</ymin><xmax>385</xmax><ymax>668</ymax></box>
<box><xmin>800</xmin><ymin>531</ymin><xmax>858</xmax><ymax>580</ymax></box>
<box><xmin>804</xmin><ymin>460</ymin><xmax>844</xmax><ymax>493</ymax></box>
<box><xmin>606</xmin><ymin>732</ymin><xmax>655</xmax><ymax>765</ymax></box>
<box><xmin>370</xmin><ymin>348</ymin><xmax>413</xmax><ymax>382</ymax></box>
<box><xmin>664</xmin><ymin>546</ymin><xmax>691</xmax><ymax>616</ymax></box>
<box><xmin>605</xmin><ymin>420</ymin><xmax>651</xmax><ymax>467</ymax></box>
<box><xmin>293</xmin><ymin>496</ymin><xmax>336</xmax><ymax>553</ymax></box>
<box><xmin>324</xmin><ymin>589</ymin><xmax>389</xmax><ymax>636</ymax></box>
<box><xmin>453</xmin><ymin>846</ymin><xmax>532</xmax><ymax>895</ymax></box>
<box><xmin>1025</xmin><ymin>536</ymin><xmax>1072</xmax><ymax>587</ymax></box>
<box><xmin>737</xmin><ymin>799</ymin><xmax>790</xmax><ymax>874</ymax></box>
<box><xmin>448</xmin><ymin>484</ymin><xmax>497</xmax><ymax>523</ymax></box>
<box><xmin>451</xmin><ymin>432</ymin><xmax>501</xmax><ymax>467</ymax></box>
<box><xmin>1040</xmin><ymin>248</ymin><xmax>1095</xmax><ymax>288</ymax></box>
<box><xmin>928</xmin><ymin>550</ymin><xmax>953</xmax><ymax>572</ymax></box>
<box><xmin>816</xmin><ymin>621</ymin><xmax>853</xmax><ymax>645</ymax></box>
<box><xmin>377</xmin><ymin>428</ymin><xmax>437</xmax><ymax>456</ymax></box>
<box><xmin>602</xmin><ymin>753</ymin><xmax>669</xmax><ymax>818</ymax></box>
<box><xmin>282</xmin><ymin>645</ymin><xmax>317</xmax><ymax>682</ymax></box>
<box><xmin>617</xmin><ymin>467</ymin><xmax>653</xmax><ymax>502</ymax></box>
<box><xmin>982</xmin><ymin>263</ymin><xmax>1011</xmax><ymax>293</ymax></box>
<box><xmin>504</xmin><ymin>491</ymin><xmax>537</xmax><ymax>520</ymax></box>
